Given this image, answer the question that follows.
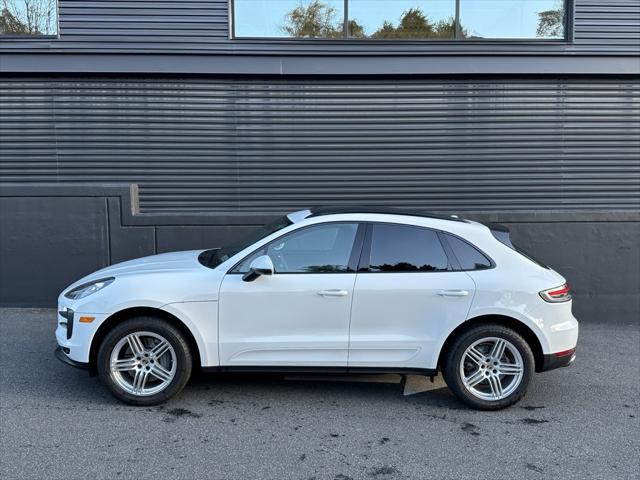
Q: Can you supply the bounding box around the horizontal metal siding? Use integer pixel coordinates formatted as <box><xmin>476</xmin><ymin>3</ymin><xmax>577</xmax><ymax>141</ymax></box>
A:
<box><xmin>1</xmin><ymin>77</ymin><xmax>639</xmax><ymax>213</ymax></box>
<box><xmin>573</xmin><ymin>0</ymin><xmax>640</xmax><ymax>50</ymax></box>
<box><xmin>1</xmin><ymin>0</ymin><xmax>229</xmax><ymax>51</ymax></box>
<box><xmin>58</xmin><ymin>0</ymin><xmax>229</xmax><ymax>46</ymax></box>
<box><xmin>0</xmin><ymin>0</ymin><xmax>638</xmax><ymax>55</ymax></box>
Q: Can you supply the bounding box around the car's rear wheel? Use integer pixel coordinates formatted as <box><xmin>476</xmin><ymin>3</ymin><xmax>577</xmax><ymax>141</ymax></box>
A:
<box><xmin>97</xmin><ymin>317</ymin><xmax>192</xmax><ymax>406</ymax></box>
<box><xmin>442</xmin><ymin>324</ymin><xmax>534</xmax><ymax>410</ymax></box>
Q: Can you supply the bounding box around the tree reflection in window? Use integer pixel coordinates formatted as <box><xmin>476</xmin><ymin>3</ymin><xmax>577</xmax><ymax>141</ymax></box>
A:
<box><xmin>0</xmin><ymin>0</ymin><xmax>57</xmax><ymax>35</ymax></box>
<box><xmin>370</xmin><ymin>262</ymin><xmax>446</xmax><ymax>272</ymax></box>
<box><xmin>460</xmin><ymin>0</ymin><xmax>564</xmax><ymax>39</ymax></box>
<box><xmin>281</xmin><ymin>0</ymin><xmax>343</xmax><ymax>38</ymax></box>
<box><xmin>537</xmin><ymin>2</ymin><xmax>565</xmax><ymax>38</ymax></box>
<box><xmin>235</xmin><ymin>0</ymin><xmax>565</xmax><ymax>40</ymax></box>
<box><xmin>280</xmin><ymin>1</ymin><xmax>457</xmax><ymax>39</ymax></box>
<box><xmin>303</xmin><ymin>264</ymin><xmax>352</xmax><ymax>273</ymax></box>
<box><xmin>365</xmin><ymin>8</ymin><xmax>457</xmax><ymax>39</ymax></box>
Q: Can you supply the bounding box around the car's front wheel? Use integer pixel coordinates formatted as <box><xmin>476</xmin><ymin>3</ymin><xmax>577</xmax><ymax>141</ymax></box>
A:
<box><xmin>442</xmin><ymin>324</ymin><xmax>534</xmax><ymax>410</ymax></box>
<box><xmin>97</xmin><ymin>317</ymin><xmax>192</xmax><ymax>406</ymax></box>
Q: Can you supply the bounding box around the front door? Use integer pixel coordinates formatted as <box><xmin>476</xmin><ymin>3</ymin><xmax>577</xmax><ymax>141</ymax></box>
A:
<box><xmin>349</xmin><ymin>223</ymin><xmax>475</xmax><ymax>370</ymax></box>
<box><xmin>219</xmin><ymin>222</ymin><xmax>364</xmax><ymax>367</ymax></box>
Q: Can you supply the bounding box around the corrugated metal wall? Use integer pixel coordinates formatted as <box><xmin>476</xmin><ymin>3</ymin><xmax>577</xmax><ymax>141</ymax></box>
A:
<box><xmin>1</xmin><ymin>77</ymin><xmax>639</xmax><ymax>213</ymax></box>
<box><xmin>1</xmin><ymin>0</ymin><xmax>638</xmax><ymax>55</ymax></box>
<box><xmin>573</xmin><ymin>0</ymin><xmax>640</xmax><ymax>51</ymax></box>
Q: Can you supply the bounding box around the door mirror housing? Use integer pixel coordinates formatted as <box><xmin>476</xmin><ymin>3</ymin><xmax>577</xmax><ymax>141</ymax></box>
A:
<box><xmin>242</xmin><ymin>255</ymin><xmax>274</xmax><ymax>282</ymax></box>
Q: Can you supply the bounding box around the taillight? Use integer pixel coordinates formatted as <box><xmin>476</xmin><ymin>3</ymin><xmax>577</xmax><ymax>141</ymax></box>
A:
<box><xmin>539</xmin><ymin>283</ymin><xmax>572</xmax><ymax>303</ymax></box>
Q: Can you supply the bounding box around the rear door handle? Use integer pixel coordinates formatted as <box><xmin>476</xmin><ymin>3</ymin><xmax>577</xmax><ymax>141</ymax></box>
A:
<box><xmin>437</xmin><ymin>290</ymin><xmax>470</xmax><ymax>297</ymax></box>
<box><xmin>318</xmin><ymin>289</ymin><xmax>349</xmax><ymax>297</ymax></box>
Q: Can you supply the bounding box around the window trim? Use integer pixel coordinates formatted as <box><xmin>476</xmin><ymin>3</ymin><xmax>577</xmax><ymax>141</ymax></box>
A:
<box><xmin>358</xmin><ymin>222</ymin><xmax>455</xmax><ymax>274</ymax></box>
<box><xmin>227</xmin><ymin>221</ymin><xmax>366</xmax><ymax>275</ymax></box>
<box><xmin>229</xmin><ymin>0</ymin><xmax>570</xmax><ymax>42</ymax></box>
<box><xmin>0</xmin><ymin>0</ymin><xmax>60</xmax><ymax>39</ymax></box>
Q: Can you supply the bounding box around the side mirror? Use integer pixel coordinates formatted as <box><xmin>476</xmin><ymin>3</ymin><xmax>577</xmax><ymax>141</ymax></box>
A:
<box><xmin>242</xmin><ymin>255</ymin><xmax>274</xmax><ymax>282</ymax></box>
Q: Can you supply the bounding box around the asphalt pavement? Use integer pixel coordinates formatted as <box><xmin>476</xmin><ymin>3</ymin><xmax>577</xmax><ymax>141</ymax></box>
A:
<box><xmin>0</xmin><ymin>308</ymin><xmax>638</xmax><ymax>479</ymax></box>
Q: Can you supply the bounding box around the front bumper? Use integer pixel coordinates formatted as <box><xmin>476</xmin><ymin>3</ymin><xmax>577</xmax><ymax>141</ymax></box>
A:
<box><xmin>55</xmin><ymin>306</ymin><xmax>106</xmax><ymax>364</ymax></box>
<box><xmin>540</xmin><ymin>348</ymin><xmax>576</xmax><ymax>372</ymax></box>
<box><xmin>54</xmin><ymin>346</ymin><xmax>89</xmax><ymax>370</ymax></box>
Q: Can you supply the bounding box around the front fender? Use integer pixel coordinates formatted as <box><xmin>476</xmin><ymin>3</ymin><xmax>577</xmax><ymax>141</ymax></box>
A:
<box><xmin>160</xmin><ymin>301</ymin><xmax>219</xmax><ymax>367</ymax></box>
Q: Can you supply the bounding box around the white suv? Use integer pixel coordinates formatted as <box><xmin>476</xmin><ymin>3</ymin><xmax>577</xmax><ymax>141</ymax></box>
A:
<box><xmin>55</xmin><ymin>207</ymin><xmax>578</xmax><ymax>410</ymax></box>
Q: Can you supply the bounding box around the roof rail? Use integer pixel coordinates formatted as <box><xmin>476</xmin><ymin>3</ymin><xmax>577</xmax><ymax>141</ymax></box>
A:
<box><xmin>307</xmin><ymin>206</ymin><xmax>464</xmax><ymax>222</ymax></box>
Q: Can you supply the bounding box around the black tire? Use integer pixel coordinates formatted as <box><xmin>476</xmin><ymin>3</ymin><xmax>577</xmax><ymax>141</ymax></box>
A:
<box><xmin>97</xmin><ymin>316</ymin><xmax>193</xmax><ymax>406</ymax></box>
<box><xmin>442</xmin><ymin>324</ymin><xmax>534</xmax><ymax>410</ymax></box>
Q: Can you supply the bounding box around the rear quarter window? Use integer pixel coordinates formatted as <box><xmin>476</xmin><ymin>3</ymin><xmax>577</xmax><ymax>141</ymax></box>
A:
<box><xmin>488</xmin><ymin>225</ymin><xmax>549</xmax><ymax>269</ymax></box>
<box><xmin>444</xmin><ymin>234</ymin><xmax>493</xmax><ymax>271</ymax></box>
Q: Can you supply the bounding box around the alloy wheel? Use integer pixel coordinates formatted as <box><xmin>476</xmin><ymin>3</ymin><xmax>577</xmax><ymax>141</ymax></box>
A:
<box><xmin>109</xmin><ymin>331</ymin><xmax>177</xmax><ymax>396</ymax></box>
<box><xmin>459</xmin><ymin>337</ymin><xmax>525</xmax><ymax>401</ymax></box>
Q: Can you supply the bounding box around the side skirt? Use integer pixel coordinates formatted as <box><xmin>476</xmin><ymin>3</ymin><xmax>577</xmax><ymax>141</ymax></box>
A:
<box><xmin>201</xmin><ymin>365</ymin><xmax>438</xmax><ymax>376</ymax></box>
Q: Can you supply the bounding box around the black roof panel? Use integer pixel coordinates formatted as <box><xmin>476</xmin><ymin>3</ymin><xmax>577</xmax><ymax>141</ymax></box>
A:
<box><xmin>308</xmin><ymin>206</ymin><xmax>465</xmax><ymax>222</ymax></box>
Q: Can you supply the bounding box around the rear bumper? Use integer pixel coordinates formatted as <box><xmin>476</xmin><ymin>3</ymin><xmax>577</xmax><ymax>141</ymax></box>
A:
<box><xmin>54</xmin><ymin>346</ymin><xmax>89</xmax><ymax>370</ymax></box>
<box><xmin>540</xmin><ymin>348</ymin><xmax>576</xmax><ymax>372</ymax></box>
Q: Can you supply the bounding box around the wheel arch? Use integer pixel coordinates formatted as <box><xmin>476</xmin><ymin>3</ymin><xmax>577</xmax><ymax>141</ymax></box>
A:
<box><xmin>87</xmin><ymin>306</ymin><xmax>202</xmax><ymax>375</ymax></box>
<box><xmin>437</xmin><ymin>314</ymin><xmax>545</xmax><ymax>373</ymax></box>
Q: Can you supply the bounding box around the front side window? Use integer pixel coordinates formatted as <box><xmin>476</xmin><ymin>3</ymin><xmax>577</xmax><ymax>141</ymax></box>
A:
<box><xmin>0</xmin><ymin>0</ymin><xmax>58</xmax><ymax>36</ymax></box>
<box><xmin>232</xmin><ymin>0</ymin><xmax>566</xmax><ymax>40</ymax></box>
<box><xmin>368</xmin><ymin>224</ymin><xmax>450</xmax><ymax>272</ymax></box>
<box><xmin>235</xmin><ymin>222</ymin><xmax>360</xmax><ymax>273</ymax></box>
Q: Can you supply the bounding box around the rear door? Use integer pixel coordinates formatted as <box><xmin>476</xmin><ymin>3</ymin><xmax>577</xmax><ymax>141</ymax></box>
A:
<box><xmin>348</xmin><ymin>223</ymin><xmax>476</xmax><ymax>370</ymax></box>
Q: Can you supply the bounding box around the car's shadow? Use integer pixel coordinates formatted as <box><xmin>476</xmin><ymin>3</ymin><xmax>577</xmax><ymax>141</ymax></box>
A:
<box><xmin>2</xmin><ymin>337</ymin><xmax>466</xmax><ymax>410</ymax></box>
<box><xmin>22</xmin><ymin>354</ymin><xmax>464</xmax><ymax>410</ymax></box>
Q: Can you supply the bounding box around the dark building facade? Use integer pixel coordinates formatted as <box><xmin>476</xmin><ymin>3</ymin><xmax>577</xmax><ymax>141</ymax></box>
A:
<box><xmin>1</xmin><ymin>1</ymin><xmax>639</xmax><ymax>322</ymax></box>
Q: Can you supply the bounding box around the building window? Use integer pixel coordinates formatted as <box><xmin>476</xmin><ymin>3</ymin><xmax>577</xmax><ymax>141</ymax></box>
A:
<box><xmin>460</xmin><ymin>0</ymin><xmax>565</xmax><ymax>39</ymax></box>
<box><xmin>0</xmin><ymin>0</ymin><xmax>58</xmax><ymax>36</ymax></box>
<box><xmin>233</xmin><ymin>0</ymin><xmax>345</xmax><ymax>38</ymax></box>
<box><xmin>231</xmin><ymin>0</ymin><xmax>566</xmax><ymax>40</ymax></box>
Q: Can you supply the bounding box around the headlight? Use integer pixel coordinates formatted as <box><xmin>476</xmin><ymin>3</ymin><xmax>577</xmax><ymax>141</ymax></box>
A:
<box><xmin>64</xmin><ymin>277</ymin><xmax>115</xmax><ymax>300</ymax></box>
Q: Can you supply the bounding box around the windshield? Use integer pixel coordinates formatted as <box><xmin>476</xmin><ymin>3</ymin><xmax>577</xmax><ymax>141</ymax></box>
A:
<box><xmin>198</xmin><ymin>215</ymin><xmax>293</xmax><ymax>269</ymax></box>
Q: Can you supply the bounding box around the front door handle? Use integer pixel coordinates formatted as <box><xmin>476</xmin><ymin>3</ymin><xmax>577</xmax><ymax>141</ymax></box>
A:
<box><xmin>437</xmin><ymin>290</ymin><xmax>470</xmax><ymax>297</ymax></box>
<box><xmin>318</xmin><ymin>289</ymin><xmax>349</xmax><ymax>297</ymax></box>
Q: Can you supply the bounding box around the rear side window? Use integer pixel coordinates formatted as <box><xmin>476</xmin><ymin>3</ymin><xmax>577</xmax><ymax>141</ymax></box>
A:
<box><xmin>444</xmin><ymin>234</ymin><xmax>492</xmax><ymax>270</ymax></box>
<box><xmin>368</xmin><ymin>224</ymin><xmax>449</xmax><ymax>272</ymax></box>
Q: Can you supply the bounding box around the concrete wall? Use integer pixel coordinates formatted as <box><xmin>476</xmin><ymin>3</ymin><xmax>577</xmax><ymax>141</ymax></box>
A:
<box><xmin>1</xmin><ymin>184</ymin><xmax>637</xmax><ymax>323</ymax></box>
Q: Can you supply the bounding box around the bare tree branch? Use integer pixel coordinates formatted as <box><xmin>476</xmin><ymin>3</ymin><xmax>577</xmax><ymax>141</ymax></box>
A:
<box><xmin>1</xmin><ymin>0</ymin><xmax>56</xmax><ymax>35</ymax></box>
